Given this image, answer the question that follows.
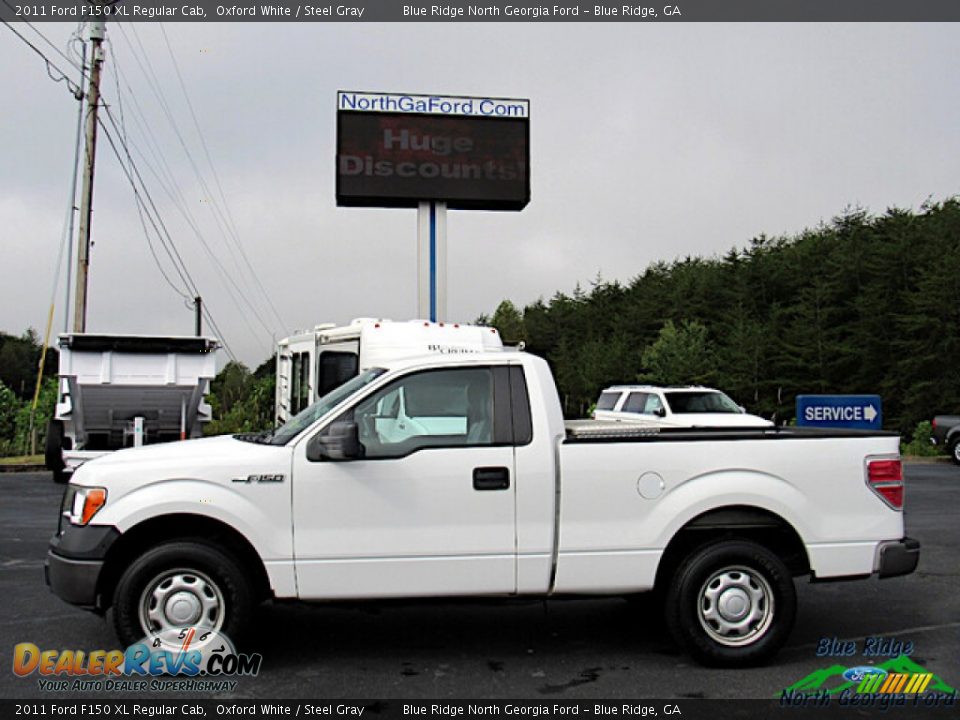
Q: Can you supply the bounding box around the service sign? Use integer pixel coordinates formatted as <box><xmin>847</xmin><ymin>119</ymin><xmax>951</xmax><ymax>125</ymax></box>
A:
<box><xmin>796</xmin><ymin>394</ymin><xmax>883</xmax><ymax>431</ymax></box>
<box><xmin>336</xmin><ymin>91</ymin><xmax>530</xmax><ymax>210</ymax></box>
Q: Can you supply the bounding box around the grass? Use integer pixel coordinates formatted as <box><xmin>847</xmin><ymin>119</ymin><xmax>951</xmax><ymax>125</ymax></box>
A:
<box><xmin>0</xmin><ymin>454</ymin><xmax>44</xmax><ymax>465</ymax></box>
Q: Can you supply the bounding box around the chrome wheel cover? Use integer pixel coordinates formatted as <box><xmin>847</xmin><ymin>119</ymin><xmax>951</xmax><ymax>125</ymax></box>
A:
<box><xmin>697</xmin><ymin>565</ymin><xmax>774</xmax><ymax>647</ymax></box>
<box><xmin>138</xmin><ymin>568</ymin><xmax>225</xmax><ymax>636</ymax></box>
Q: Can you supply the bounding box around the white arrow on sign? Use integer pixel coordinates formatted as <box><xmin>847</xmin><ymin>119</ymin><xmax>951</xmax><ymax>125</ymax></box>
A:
<box><xmin>864</xmin><ymin>405</ymin><xmax>878</xmax><ymax>422</ymax></box>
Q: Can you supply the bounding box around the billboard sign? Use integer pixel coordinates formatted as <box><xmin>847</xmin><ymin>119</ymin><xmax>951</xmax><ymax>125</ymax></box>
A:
<box><xmin>796</xmin><ymin>394</ymin><xmax>883</xmax><ymax>430</ymax></box>
<box><xmin>336</xmin><ymin>91</ymin><xmax>530</xmax><ymax>210</ymax></box>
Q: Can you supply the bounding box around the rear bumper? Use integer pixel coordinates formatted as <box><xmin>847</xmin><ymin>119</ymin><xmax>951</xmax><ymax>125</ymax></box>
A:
<box><xmin>877</xmin><ymin>537</ymin><xmax>920</xmax><ymax>579</ymax></box>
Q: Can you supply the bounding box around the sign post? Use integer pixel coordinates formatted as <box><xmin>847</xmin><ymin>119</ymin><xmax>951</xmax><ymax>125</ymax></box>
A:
<box><xmin>336</xmin><ymin>91</ymin><xmax>529</xmax><ymax>322</ymax></box>
<box><xmin>417</xmin><ymin>201</ymin><xmax>447</xmax><ymax>321</ymax></box>
<box><xmin>796</xmin><ymin>395</ymin><xmax>883</xmax><ymax>430</ymax></box>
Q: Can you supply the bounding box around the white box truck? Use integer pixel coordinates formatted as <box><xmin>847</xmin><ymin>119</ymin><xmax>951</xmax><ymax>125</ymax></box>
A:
<box><xmin>45</xmin><ymin>334</ymin><xmax>219</xmax><ymax>483</ymax></box>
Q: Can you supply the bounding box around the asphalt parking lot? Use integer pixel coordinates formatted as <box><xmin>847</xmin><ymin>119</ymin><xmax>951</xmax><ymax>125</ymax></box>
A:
<box><xmin>1</xmin><ymin>463</ymin><xmax>957</xmax><ymax>700</ymax></box>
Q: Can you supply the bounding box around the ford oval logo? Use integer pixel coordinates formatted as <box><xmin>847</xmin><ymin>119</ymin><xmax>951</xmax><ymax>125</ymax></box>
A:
<box><xmin>843</xmin><ymin>666</ymin><xmax>887</xmax><ymax>683</ymax></box>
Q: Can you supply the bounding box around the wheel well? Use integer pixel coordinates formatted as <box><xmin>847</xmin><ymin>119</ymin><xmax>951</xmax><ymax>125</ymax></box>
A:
<box><xmin>654</xmin><ymin>506</ymin><xmax>810</xmax><ymax>591</ymax></box>
<box><xmin>96</xmin><ymin>514</ymin><xmax>273</xmax><ymax>612</ymax></box>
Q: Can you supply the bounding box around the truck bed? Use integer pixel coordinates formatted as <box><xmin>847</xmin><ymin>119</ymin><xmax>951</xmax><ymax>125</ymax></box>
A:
<box><xmin>564</xmin><ymin>419</ymin><xmax>897</xmax><ymax>442</ymax></box>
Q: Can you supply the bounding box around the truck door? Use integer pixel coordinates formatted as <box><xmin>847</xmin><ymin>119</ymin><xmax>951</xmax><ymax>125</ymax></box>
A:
<box><xmin>292</xmin><ymin>365</ymin><xmax>517</xmax><ymax>598</ymax></box>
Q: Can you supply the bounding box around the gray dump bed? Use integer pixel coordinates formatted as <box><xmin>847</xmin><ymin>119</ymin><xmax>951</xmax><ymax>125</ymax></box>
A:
<box><xmin>56</xmin><ymin>333</ymin><xmax>219</xmax><ymax>450</ymax></box>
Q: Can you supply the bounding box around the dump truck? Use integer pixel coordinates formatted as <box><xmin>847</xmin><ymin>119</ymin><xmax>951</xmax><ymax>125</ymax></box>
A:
<box><xmin>45</xmin><ymin>333</ymin><xmax>218</xmax><ymax>483</ymax></box>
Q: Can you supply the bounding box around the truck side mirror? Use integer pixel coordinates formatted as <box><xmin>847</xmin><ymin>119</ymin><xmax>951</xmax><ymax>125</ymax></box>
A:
<box><xmin>307</xmin><ymin>421</ymin><xmax>361</xmax><ymax>462</ymax></box>
<box><xmin>654</xmin><ymin>407</ymin><xmax>666</xmax><ymax>418</ymax></box>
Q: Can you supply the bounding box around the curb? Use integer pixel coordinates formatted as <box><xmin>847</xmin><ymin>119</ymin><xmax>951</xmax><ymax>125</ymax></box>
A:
<box><xmin>902</xmin><ymin>455</ymin><xmax>951</xmax><ymax>464</ymax></box>
<box><xmin>0</xmin><ymin>464</ymin><xmax>48</xmax><ymax>473</ymax></box>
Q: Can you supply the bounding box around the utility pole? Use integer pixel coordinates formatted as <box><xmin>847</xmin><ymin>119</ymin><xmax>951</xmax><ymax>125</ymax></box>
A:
<box><xmin>73</xmin><ymin>18</ymin><xmax>106</xmax><ymax>334</ymax></box>
<box><xmin>63</xmin><ymin>40</ymin><xmax>87</xmax><ymax>333</ymax></box>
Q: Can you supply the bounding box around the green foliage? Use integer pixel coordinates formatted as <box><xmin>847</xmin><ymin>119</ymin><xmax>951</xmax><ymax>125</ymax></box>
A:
<box><xmin>639</xmin><ymin>320</ymin><xmax>716</xmax><ymax>386</ymax></box>
<box><xmin>488</xmin><ymin>300</ymin><xmax>527</xmax><ymax>344</ymax></box>
<box><xmin>900</xmin><ymin>421</ymin><xmax>939</xmax><ymax>457</ymax></box>
<box><xmin>205</xmin><ymin>362</ymin><xmax>275</xmax><ymax>436</ymax></box>
<box><xmin>0</xmin><ymin>329</ymin><xmax>58</xmax><ymax>400</ymax></box>
<box><xmin>0</xmin><ymin>381</ymin><xmax>21</xmax><ymax>450</ymax></box>
<box><xmin>490</xmin><ymin>198</ymin><xmax>960</xmax><ymax>426</ymax></box>
<box><xmin>0</xmin><ymin>378</ymin><xmax>57</xmax><ymax>457</ymax></box>
<box><xmin>0</xmin><ymin>326</ymin><xmax>59</xmax><ymax>456</ymax></box>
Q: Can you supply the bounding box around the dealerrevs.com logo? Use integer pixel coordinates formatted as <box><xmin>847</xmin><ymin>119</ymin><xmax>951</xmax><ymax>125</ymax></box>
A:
<box><xmin>12</xmin><ymin>627</ymin><xmax>262</xmax><ymax>692</ymax></box>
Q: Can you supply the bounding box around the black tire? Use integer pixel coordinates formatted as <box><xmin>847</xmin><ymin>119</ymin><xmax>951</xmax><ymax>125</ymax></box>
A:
<box><xmin>52</xmin><ymin>468</ymin><xmax>69</xmax><ymax>485</ymax></box>
<box><xmin>949</xmin><ymin>438</ymin><xmax>960</xmax><ymax>466</ymax></box>
<box><xmin>664</xmin><ymin>540</ymin><xmax>796</xmax><ymax>667</ymax></box>
<box><xmin>45</xmin><ymin>420</ymin><xmax>65</xmax><ymax>473</ymax></box>
<box><xmin>112</xmin><ymin>541</ymin><xmax>254</xmax><ymax>648</ymax></box>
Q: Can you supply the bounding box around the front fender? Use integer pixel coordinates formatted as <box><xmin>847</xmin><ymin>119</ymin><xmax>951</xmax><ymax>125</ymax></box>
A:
<box><xmin>92</xmin><ymin>477</ymin><xmax>292</xmax><ymax>563</ymax></box>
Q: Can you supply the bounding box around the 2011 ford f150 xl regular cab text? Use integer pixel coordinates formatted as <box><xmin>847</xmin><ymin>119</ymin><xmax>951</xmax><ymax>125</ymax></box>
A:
<box><xmin>46</xmin><ymin>349</ymin><xmax>919</xmax><ymax>666</ymax></box>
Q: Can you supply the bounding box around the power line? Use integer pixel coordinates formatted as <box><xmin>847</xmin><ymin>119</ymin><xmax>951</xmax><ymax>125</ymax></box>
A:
<box><xmin>17</xmin><ymin>15</ymin><xmax>85</xmax><ymax>75</ymax></box>
<box><xmin>112</xmin><ymin>26</ymin><xmax>279</xmax><ymax>345</ymax></box>
<box><xmin>104</xmin><ymin>40</ymin><xmax>192</xmax><ymax>302</ymax></box>
<box><xmin>120</xmin><ymin>26</ymin><xmax>275</xmax><ymax>326</ymax></box>
<box><xmin>105</xmin><ymin>43</ymin><xmax>275</xmax><ymax>359</ymax></box>
<box><xmin>0</xmin><ymin>15</ymin><xmax>82</xmax><ymax>98</ymax></box>
<box><xmin>97</xmin><ymin>112</ymin><xmax>241</xmax><ymax>363</ymax></box>
<box><xmin>158</xmin><ymin>23</ymin><xmax>287</xmax><ymax>332</ymax></box>
<box><xmin>102</xmin><ymin>91</ymin><xmax>274</xmax><ymax>354</ymax></box>
<box><xmin>4</xmin><ymin>18</ymin><xmax>253</xmax><ymax>363</ymax></box>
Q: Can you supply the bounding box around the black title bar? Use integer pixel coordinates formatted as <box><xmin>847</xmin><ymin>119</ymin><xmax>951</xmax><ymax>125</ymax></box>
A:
<box><xmin>3</xmin><ymin>0</ymin><xmax>960</xmax><ymax>22</ymax></box>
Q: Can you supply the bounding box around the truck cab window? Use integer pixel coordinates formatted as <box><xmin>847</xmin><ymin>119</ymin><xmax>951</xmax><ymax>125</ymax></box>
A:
<box><xmin>350</xmin><ymin>368</ymin><xmax>494</xmax><ymax>459</ymax></box>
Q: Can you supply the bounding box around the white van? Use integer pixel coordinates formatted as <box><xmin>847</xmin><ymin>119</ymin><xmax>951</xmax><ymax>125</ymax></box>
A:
<box><xmin>593</xmin><ymin>384</ymin><xmax>773</xmax><ymax>428</ymax></box>
<box><xmin>275</xmin><ymin>319</ymin><xmax>503</xmax><ymax>427</ymax></box>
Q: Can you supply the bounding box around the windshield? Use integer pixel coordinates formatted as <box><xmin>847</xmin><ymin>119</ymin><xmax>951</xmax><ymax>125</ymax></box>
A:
<box><xmin>664</xmin><ymin>391</ymin><xmax>742</xmax><ymax>414</ymax></box>
<box><xmin>265</xmin><ymin>368</ymin><xmax>387</xmax><ymax>445</ymax></box>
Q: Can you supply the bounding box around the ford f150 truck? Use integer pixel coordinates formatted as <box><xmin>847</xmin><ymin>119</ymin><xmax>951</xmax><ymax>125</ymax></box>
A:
<box><xmin>46</xmin><ymin>349</ymin><xmax>919</xmax><ymax>667</ymax></box>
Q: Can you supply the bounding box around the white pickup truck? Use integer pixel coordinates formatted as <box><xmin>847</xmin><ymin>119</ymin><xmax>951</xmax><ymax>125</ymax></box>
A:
<box><xmin>46</xmin><ymin>349</ymin><xmax>919</xmax><ymax>667</ymax></box>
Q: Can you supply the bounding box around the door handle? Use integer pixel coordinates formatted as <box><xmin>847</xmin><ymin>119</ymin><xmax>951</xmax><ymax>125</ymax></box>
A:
<box><xmin>473</xmin><ymin>466</ymin><xmax>510</xmax><ymax>491</ymax></box>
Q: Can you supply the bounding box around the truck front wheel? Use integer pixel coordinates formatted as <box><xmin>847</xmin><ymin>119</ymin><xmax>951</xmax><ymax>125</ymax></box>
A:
<box><xmin>112</xmin><ymin>541</ymin><xmax>254</xmax><ymax>648</ymax></box>
<box><xmin>665</xmin><ymin>540</ymin><xmax>796</xmax><ymax>667</ymax></box>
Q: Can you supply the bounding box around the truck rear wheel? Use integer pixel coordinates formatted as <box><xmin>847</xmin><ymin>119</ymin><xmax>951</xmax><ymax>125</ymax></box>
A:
<box><xmin>112</xmin><ymin>541</ymin><xmax>253</xmax><ymax>648</ymax></box>
<box><xmin>665</xmin><ymin>539</ymin><xmax>796</xmax><ymax>667</ymax></box>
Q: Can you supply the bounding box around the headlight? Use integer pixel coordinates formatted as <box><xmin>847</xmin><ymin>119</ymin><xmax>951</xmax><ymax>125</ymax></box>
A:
<box><xmin>67</xmin><ymin>487</ymin><xmax>107</xmax><ymax>526</ymax></box>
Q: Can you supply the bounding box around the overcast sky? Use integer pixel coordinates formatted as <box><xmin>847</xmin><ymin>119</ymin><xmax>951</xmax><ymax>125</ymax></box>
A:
<box><xmin>2</xmin><ymin>22</ymin><xmax>958</xmax><ymax>366</ymax></box>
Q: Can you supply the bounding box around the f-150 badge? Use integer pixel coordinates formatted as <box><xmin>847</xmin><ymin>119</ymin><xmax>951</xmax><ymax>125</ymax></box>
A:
<box><xmin>232</xmin><ymin>474</ymin><xmax>285</xmax><ymax>483</ymax></box>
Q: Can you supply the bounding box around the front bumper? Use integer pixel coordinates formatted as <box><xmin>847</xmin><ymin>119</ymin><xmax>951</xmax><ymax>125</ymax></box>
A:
<box><xmin>877</xmin><ymin>537</ymin><xmax>920</xmax><ymax>579</ymax></box>
<box><xmin>45</xmin><ymin>524</ymin><xmax>120</xmax><ymax>611</ymax></box>
<box><xmin>44</xmin><ymin>552</ymin><xmax>103</xmax><ymax>609</ymax></box>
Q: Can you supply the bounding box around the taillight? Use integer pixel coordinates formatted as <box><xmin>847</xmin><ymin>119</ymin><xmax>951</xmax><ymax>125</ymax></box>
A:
<box><xmin>867</xmin><ymin>459</ymin><xmax>903</xmax><ymax>509</ymax></box>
